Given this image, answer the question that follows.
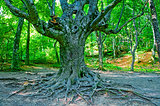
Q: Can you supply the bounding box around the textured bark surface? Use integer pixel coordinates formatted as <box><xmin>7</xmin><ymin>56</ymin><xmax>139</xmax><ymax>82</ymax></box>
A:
<box><xmin>11</xmin><ymin>17</ymin><xmax>24</xmax><ymax>71</ymax></box>
<box><xmin>149</xmin><ymin>0</ymin><xmax>160</xmax><ymax>62</ymax></box>
<box><xmin>57</xmin><ymin>33</ymin><xmax>86</xmax><ymax>82</ymax></box>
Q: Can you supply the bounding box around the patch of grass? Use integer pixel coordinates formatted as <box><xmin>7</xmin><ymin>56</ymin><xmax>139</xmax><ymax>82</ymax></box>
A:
<box><xmin>52</xmin><ymin>63</ymin><xmax>61</xmax><ymax>68</ymax></box>
<box><xmin>85</xmin><ymin>56</ymin><xmax>123</xmax><ymax>71</ymax></box>
<box><xmin>103</xmin><ymin>63</ymin><xmax>123</xmax><ymax>71</ymax></box>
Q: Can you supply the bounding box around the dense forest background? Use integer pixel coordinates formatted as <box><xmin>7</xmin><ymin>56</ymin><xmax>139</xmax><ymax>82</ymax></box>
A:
<box><xmin>0</xmin><ymin>0</ymin><xmax>160</xmax><ymax>72</ymax></box>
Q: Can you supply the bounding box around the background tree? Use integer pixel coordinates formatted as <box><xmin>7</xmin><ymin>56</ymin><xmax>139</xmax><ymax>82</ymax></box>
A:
<box><xmin>25</xmin><ymin>21</ymin><xmax>30</xmax><ymax>65</ymax></box>
<box><xmin>11</xmin><ymin>17</ymin><xmax>24</xmax><ymax>71</ymax></box>
<box><xmin>53</xmin><ymin>40</ymin><xmax>60</xmax><ymax>64</ymax></box>
<box><xmin>96</xmin><ymin>31</ymin><xmax>106</xmax><ymax>70</ymax></box>
<box><xmin>149</xmin><ymin>0</ymin><xmax>160</xmax><ymax>63</ymax></box>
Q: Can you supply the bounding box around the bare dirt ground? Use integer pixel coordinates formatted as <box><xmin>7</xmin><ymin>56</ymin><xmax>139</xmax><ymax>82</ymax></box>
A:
<box><xmin>0</xmin><ymin>67</ymin><xmax>160</xmax><ymax>106</ymax></box>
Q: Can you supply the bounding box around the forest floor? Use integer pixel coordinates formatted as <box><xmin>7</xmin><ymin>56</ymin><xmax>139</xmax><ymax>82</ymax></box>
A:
<box><xmin>86</xmin><ymin>51</ymin><xmax>160</xmax><ymax>72</ymax></box>
<box><xmin>0</xmin><ymin>65</ymin><xmax>160</xmax><ymax>106</ymax></box>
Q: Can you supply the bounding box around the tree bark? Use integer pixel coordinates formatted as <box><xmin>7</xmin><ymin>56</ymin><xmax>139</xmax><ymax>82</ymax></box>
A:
<box><xmin>149</xmin><ymin>0</ymin><xmax>160</xmax><ymax>63</ymax></box>
<box><xmin>57</xmin><ymin>36</ymin><xmax>87</xmax><ymax>83</ymax></box>
<box><xmin>131</xmin><ymin>10</ymin><xmax>138</xmax><ymax>72</ymax></box>
<box><xmin>152</xmin><ymin>25</ymin><xmax>157</xmax><ymax>63</ymax></box>
<box><xmin>25</xmin><ymin>21</ymin><xmax>30</xmax><ymax>65</ymax></box>
<box><xmin>11</xmin><ymin>17</ymin><xmax>24</xmax><ymax>71</ymax></box>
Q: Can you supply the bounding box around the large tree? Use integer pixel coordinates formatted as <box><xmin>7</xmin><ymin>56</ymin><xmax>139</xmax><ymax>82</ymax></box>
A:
<box><xmin>5</xmin><ymin>0</ymin><xmax>149</xmax><ymax>101</ymax></box>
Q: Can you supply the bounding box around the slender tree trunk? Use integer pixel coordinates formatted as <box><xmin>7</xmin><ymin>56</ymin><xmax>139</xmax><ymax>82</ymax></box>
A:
<box><xmin>6</xmin><ymin>39</ymin><xmax>9</xmax><ymax>62</ymax></box>
<box><xmin>96</xmin><ymin>31</ymin><xmax>104</xmax><ymax>70</ymax></box>
<box><xmin>90</xmin><ymin>34</ymin><xmax>94</xmax><ymax>56</ymax></box>
<box><xmin>112</xmin><ymin>37</ymin><xmax>116</xmax><ymax>58</ymax></box>
<box><xmin>152</xmin><ymin>42</ymin><xmax>156</xmax><ymax>63</ymax></box>
<box><xmin>0</xmin><ymin>40</ymin><xmax>4</xmax><ymax>70</ymax></box>
<box><xmin>131</xmin><ymin>9</ymin><xmax>139</xmax><ymax>71</ymax></box>
<box><xmin>149</xmin><ymin>0</ymin><xmax>160</xmax><ymax>63</ymax></box>
<box><xmin>54</xmin><ymin>40</ymin><xmax>60</xmax><ymax>64</ymax></box>
<box><xmin>152</xmin><ymin>26</ymin><xmax>156</xmax><ymax>63</ymax></box>
<box><xmin>25</xmin><ymin>21</ymin><xmax>30</xmax><ymax>65</ymax></box>
<box><xmin>11</xmin><ymin>17</ymin><xmax>24</xmax><ymax>71</ymax></box>
<box><xmin>131</xmin><ymin>52</ymin><xmax>135</xmax><ymax>71</ymax></box>
<box><xmin>20</xmin><ymin>44</ymin><xmax>23</xmax><ymax>61</ymax></box>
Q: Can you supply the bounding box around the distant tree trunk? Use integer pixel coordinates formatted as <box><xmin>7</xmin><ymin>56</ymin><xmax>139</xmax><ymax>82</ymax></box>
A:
<box><xmin>20</xmin><ymin>44</ymin><xmax>23</xmax><ymax>61</ymax></box>
<box><xmin>0</xmin><ymin>40</ymin><xmax>4</xmax><ymax>70</ymax></box>
<box><xmin>11</xmin><ymin>17</ymin><xmax>24</xmax><ymax>71</ymax></box>
<box><xmin>6</xmin><ymin>39</ymin><xmax>9</xmax><ymax>62</ymax></box>
<box><xmin>90</xmin><ymin>34</ymin><xmax>94</xmax><ymax>56</ymax></box>
<box><xmin>117</xmin><ymin>38</ymin><xmax>120</xmax><ymax>52</ymax></box>
<box><xmin>152</xmin><ymin>26</ymin><xmax>156</xmax><ymax>63</ymax></box>
<box><xmin>25</xmin><ymin>21</ymin><xmax>30</xmax><ymax>65</ymax></box>
<box><xmin>125</xmin><ymin>6</ymin><xmax>139</xmax><ymax>71</ymax></box>
<box><xmin>131</xmin><ymin>9</ymin><xmax>139</xmax><ymax>71</ymax></box>
<box><xmin>149</xmin><ymin>0</ymin><xmax>160</xmax><ymax>63</ymax></box>
<box><xmin>54</xmin><ymin>40</ymin><xmax>60</xmax><ymax>64</ymax></box>
<box><xmin>112</xmin><ymin>37</ymin><xmax>116</xmax><ymax>58</ymax></box>
<box><xmin>96</xmin><ymin>31</ymin><xmax>104</xmax><ymax>71</ymax></box>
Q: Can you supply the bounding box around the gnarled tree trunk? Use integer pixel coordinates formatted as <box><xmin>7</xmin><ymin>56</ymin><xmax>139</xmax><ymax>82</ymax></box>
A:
<box><xmin>58</xmin><ymin>38</ymin><xmax>86</xmax><ymax>81</ymax></box>
<box><xmin>55</xmin><ymin>30</ymin><xmax>99</xmax><ymax>84</ymax></box>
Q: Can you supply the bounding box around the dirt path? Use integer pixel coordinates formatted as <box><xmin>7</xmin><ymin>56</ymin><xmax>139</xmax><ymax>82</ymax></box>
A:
<box><xmin>0</xmin><ymin>68</ymin><xmax>160</xmax><ymax>106</ymax></box>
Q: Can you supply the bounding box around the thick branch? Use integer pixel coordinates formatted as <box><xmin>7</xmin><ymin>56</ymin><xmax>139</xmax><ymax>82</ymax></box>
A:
<box><xmin>24</xmin><ymin>0</ymin><xmax>39</xmax><ymax>23</ymax></box>
<box><xmin>60</xmin><ymin>0</ymin><xmax>69</xmax><ymax>12</ymax></box>
<box><xmin>47</xmin><ymin>0</ymin><xmax>55</xmax><ymax>16</ymax></box>
<box><xmin>4</xmin><ymin>0</ymin><xmax>29</xmax><ymax>18</ymax></box>
<box><xmin>115</xmin><ymin>0</ymin><xmax>125</xmax><ymax>31</ymax></box>
<box><xmin>90</xmin><ymin>0</ymin><xmax>122</xmax><ymax>28</ymax></box>
<box><xmin>99</xmin><ymin>0</ymin><xmax>148</xmax><ymax>34</ymax></box>
<box><xmin>51</xmin><ymin>0</ymin><xmax>56</xmax><ymax>16</ymax></box>
<box><xmin>4</xmin><ymin>0</ymin><xmax>64</xmax><ymax>40</ymax></box>
<box><xmin>88</xmin><ymin>0</ymin><xmax>98</xmax><ymax>17</ymax></box>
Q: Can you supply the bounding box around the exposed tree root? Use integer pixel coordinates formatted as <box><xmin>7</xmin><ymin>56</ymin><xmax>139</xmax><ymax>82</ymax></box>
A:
<box><xmin>7</xmin><ymin>70</ymin><xmax>159</xmax><ymax>106</ymax></box>
<box><xmin>0</xmin><ymin>78</ymin><xmax>19</xmax><ymax>81</ymax></box>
